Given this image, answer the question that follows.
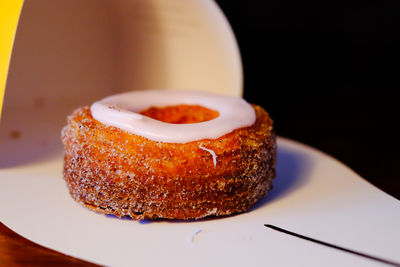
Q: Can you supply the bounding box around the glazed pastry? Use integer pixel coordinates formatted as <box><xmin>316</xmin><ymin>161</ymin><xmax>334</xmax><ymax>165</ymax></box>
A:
<box><xmin>61</xmin><ymin>90</ymin><xmax>276</xmax><ymax>220</ymax></box>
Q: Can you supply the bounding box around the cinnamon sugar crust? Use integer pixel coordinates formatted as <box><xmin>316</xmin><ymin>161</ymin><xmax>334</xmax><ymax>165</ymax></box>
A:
<box><xmin>61</xmin><ymin>105</ymin><xmax>276</xmax><ymax>220</ymax></box>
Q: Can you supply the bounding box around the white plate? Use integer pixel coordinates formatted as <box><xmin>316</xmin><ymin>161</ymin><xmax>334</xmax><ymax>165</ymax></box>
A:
<box><xmin>1</xmin><ymin>137</ymin><xmax>400</xmax><ymax>267</ymax></box>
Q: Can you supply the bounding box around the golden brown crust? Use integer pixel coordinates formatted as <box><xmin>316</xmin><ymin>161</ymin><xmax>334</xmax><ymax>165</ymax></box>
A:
<box><xmin>61</xmin><ymin>105</ymin><xmax>276</xmax><ymax>220</ymax></box>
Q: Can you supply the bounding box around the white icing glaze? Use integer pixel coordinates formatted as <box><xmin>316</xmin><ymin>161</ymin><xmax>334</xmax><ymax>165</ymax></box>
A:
<box><xmin>90</xmin><ymin>90</ymin><xmax>256</xmax><ymax>143</ymax></box>
<box><xmin>199</xmin><ymin>145</ymin><xmax>217</xmax><ymax>167</ymax></box>
<box><xmin>190</xmin><ymin>229</ymin><xmax>203</xmax><ymax>243</ymax></box>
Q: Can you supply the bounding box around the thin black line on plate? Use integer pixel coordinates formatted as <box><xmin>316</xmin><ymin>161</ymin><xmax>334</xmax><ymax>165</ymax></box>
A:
<box><xmin>264</xmin><ymin>224</ymin><xmax>400</xmax><ymax>267</ymax></box>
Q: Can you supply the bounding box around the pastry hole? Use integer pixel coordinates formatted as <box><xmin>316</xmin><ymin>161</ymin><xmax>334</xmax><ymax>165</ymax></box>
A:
<box><xmin>140</xmin><ymin>104</ymin><xmax>219</xmax><ymax>124</ymax></box>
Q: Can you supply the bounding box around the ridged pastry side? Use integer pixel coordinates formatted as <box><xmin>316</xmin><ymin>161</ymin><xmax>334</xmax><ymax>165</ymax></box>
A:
<box><xmin>61</xmin><ymin>105</ymin><xmax>276</xmax><ymax>220</ymax></box>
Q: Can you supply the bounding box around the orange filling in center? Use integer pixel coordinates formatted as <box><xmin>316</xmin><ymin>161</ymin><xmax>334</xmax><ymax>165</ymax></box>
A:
<box><xmin>140</xmin><ymin>104</ymin><xmax>219</xmax><ymax>124</ymax></box>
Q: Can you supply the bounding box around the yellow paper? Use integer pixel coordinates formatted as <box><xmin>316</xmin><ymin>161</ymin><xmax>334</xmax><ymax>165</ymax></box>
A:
<box><xmin>0</xmin><ymin>0</ymin><xmax>24</xmax><ymax>119</ymax></box>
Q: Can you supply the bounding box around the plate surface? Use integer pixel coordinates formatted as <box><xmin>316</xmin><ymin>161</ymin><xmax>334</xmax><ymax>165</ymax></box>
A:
<box><xmin>1</xmin><ymin>137</ymin><xmax>400</xmax><ymax>267</ymax></box>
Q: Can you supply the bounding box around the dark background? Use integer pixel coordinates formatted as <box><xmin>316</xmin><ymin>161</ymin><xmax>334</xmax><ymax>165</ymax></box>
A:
<box><xmin>216</xmin><ymin>0</ymin><xmax>400</xmax><ymax>199</ymax></box>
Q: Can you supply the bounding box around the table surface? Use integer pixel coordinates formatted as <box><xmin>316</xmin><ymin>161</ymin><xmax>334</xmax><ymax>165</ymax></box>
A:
<box><xmin>0</xmin><ymin>222</ymin><xmax>97</xmax><ymax>266</ymax></box>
